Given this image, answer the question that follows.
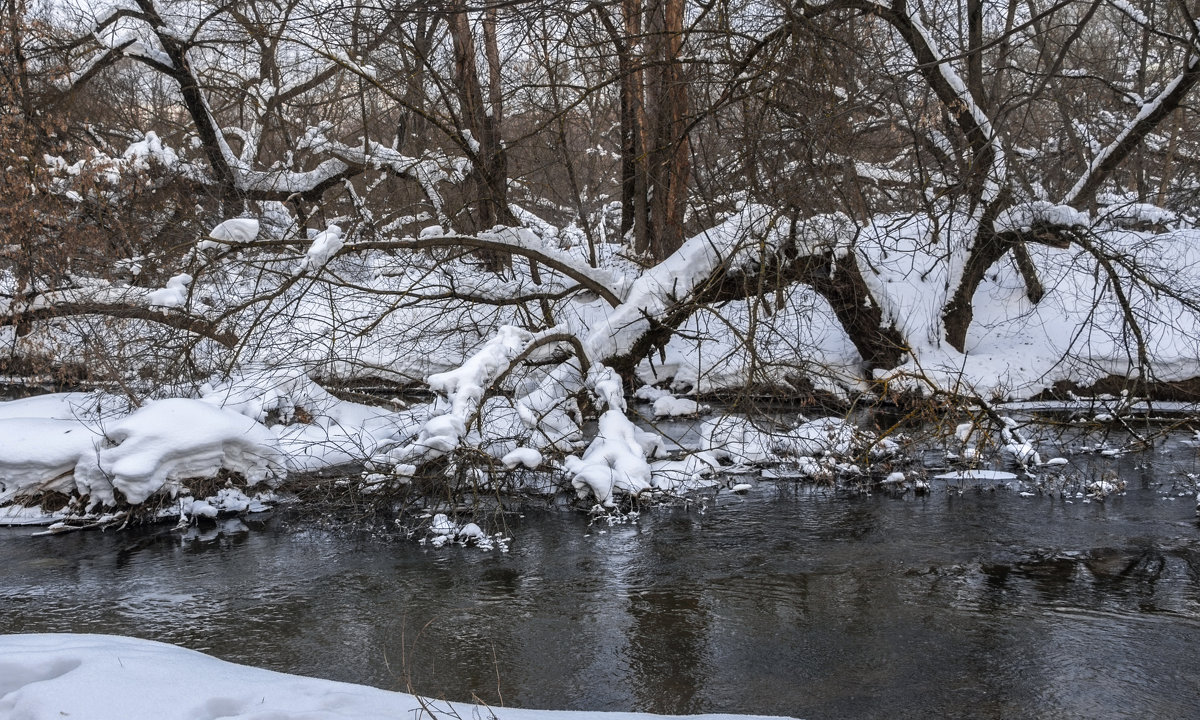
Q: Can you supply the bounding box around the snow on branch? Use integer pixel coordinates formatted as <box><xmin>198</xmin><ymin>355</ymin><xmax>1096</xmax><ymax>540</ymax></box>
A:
<box><xmin>580</xmin><ymin>205</ymin><xmax>783</xmax><ymax>365</ymax></box>
<box><xmin>371</xmin><ymin>326</ymin><xmax>570</xmax><ymax>475</ymax></box>
<box><xmin>801</xmin><ymin>0</ymin><xmax>1006</xmax><ymax>204</ymax></box>
<box><xmin>1064</xmin><ymin>53</ymin><xmax>1200</xmax><ymax>208</ymax></box>
<box><xmin>2</xmin><ymin>279</ymin><xmax>235</xmax><ymax>347</ymax></box>
<box><xmin>296</xmin><ymin>128</ymin><xmax>469</xmax><ymax>223</ymax></box>
<box><xmin>344</xmin><ymin>232</ymin><xmax>626</xmax><ymax>308</ymax></box>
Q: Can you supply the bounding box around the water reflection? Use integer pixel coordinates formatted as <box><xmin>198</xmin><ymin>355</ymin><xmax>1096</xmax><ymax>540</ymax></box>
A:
<box><xmin>3</xmin><ymin>482</ymin><xmax>1200</xmax><ymax>718</ymax></box>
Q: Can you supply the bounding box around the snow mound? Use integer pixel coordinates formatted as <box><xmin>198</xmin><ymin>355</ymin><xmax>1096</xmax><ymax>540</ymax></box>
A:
<box><xmin>73</xmin><ymin>399</ymin><xmax>285</xmax><ymax>507</ymax></box>
<box><xmin>0</xmin><ymin>419</ymin><xmax>100</xmax><ymax>505</ymax></box>
<box><xmin>146</xmin><ymin>273</ymin><xmax>192</xmax><ymax>309</ymax></box>
<box><xmin>0</xmin><ymin>634</ymin><xmax>794</xmax><ymax>720</ymax></box>
<box><xmin>565</xmin><ymin>409</ymin><xmax>658</xmax><ymax>506</ymax></box>
<box><xmin>296</xmin><ymin>224</ymin><xmax>344</xmax><ymax>273</ymax></box>
<box><xmin>206</xmin><ymin>217</ymin><xmax>260</xmax><ymax>244</ymax></box>
<box><xmin>653</xmin><ymin>396</ymin><xmax>706</xmax><ymax>418</ymax></box>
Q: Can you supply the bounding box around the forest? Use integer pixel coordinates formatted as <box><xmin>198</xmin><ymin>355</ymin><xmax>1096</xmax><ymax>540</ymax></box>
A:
<box><xmin>3</xmin><ymin>0</ymin><xmax>1200</xmax><ymax>525</ymax></box>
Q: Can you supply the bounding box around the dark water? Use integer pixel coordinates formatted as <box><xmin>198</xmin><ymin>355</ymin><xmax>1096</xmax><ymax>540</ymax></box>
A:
<box><xmin>4</xmin><ymin>473</ymin><xmax>1200</xmax><ymax>719</ymax></box>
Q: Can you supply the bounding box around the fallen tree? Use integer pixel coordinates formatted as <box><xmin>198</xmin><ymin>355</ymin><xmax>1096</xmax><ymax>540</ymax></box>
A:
<box><xmin>6</xmin><ymin>0</ymin><xmax>1200</xmax><ymax>523</ymax></box>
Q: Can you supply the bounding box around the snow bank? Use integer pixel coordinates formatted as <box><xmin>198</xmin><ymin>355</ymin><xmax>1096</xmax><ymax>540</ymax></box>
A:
<box><xmin>0</xmin><ymin>419</ymin><xmax>99</xmax><ymax>505</ymax></box>
<box><xmin>0</xmin><ymin>393</ymin><xmax>124</xmax><ymax>514</ymax></box>
<box><xmin>864</xmin><ymin>214</ymin><xmax>1200</xmax><ymax>399</ymax></box>
<box><xmin>0</xmin><ymin>634</ymin><xmax>794</xmax><ymax>720</ymax></box>
<box><xmin>73</xmin><ymin>399</ymin><xmax>285</xmax><ymax>507</ymax></box>
<box><xmin>202</xmin><ymin>365</ymin><xmax>422</xmax><ymax>471</ymax></box>
<box><xmin>0</xmin><ymin>370</ymin><xmax>430</xmax><ymax>522</ymax></box>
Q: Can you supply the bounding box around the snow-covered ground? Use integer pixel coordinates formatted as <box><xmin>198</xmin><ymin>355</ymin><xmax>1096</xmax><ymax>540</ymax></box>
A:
<box><xmin>0</xmin><ymin>634</ymin><xmax>795</xmax><ymax>720</ymax></box>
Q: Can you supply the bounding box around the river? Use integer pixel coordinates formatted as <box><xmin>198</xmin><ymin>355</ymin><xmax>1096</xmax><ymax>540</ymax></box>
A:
<box><xmin>3</xmin><ymin>441</ymin><xmax>1200</xmax><ymax>719</ymax></box>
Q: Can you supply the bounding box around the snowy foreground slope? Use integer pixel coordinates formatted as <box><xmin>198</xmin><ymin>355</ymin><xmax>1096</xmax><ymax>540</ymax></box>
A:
<box><xmin>0</xmin><ymin>634</ymin><xmax>795</xmax><ymax>720</ymax></box>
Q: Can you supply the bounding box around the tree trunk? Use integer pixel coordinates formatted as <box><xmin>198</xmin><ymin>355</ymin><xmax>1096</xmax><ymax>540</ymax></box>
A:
<box><xmin>448</xmin><ymin>2</ymin><xmax>516</xmax><ymax>231</ymax></box>
<box><xmin>643</xmin><ymin>0</ymin><xmax>690</xmax><ymax>260</ymax></box>
<box><xmin>619</xmin><ymin>0</ymin><xmax>653</xmax><ymax>254</ymax></box>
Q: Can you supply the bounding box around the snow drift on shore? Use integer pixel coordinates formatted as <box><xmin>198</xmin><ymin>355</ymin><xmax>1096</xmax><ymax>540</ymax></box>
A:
<box><xmin>0</xmin><ymin>634</ymin><xmax>796</xmax><ymax>720</ymax></box>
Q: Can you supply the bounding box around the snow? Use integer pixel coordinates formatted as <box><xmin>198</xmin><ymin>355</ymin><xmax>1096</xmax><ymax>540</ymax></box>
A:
<box><xmin>0</xmin><ymin>389</ymin><xmax>298</xmax><ymax>523</ymax></box>
<box><xmin>0</xmin><ymin>419</ymin><xmax>99</xmax><ymax>505</ymax></box>
<box><xmin>583</xmin><ymin>206</ymin><xmax>778</xmax><ymax>362</ymax></box>
<box><xmin>74</xmin><ymin>399</ymin><xmax>286</xmax><ymax>507</ymax></box>
<box><xmin>425</xmin><ymin>513</ymin><xmax>503</xmax><ymax>548</ymax></box>
<box><xmin>653</xmin><ymin>395</ymin><xmax>705</xmax><ymax>418</ymax></box>
<box><xmin>1065</xmin><ymin>54</ymin><xmax>1200</xmax><ymax>206</ymax></box>
<box><xmin>1087</xmin><ymin>478</ymin><xmax>1125</xmax><ymax>497</ymax></box>
<box><xmin>700</xmin><ymin>416</ymin><xmax>773</xmax><ymax>464</ymax></box>
<box><xmin>0</xmin><ymin>392</ymin><xmax>128</xmax><ymax>423</ymax></box>
<box><xmin>564</xmin><ymin>406</ymin><xmax>656</xmax><ymax>506</ymax></box>
<box><xmin>933</xmin><ymin>470</ymin><xmax>1019</xmax><ymax>482</ymax></box>
<box><xmin>503</xmin><ymin>447</ymin><xmax>543</xmax><ymax>469</ymax></box>
<box><xmin>0</xmin><ymin>634</ymin><xmax>793</xmax><ymax>720</ymax></box>
<box><xmin>649</xmin><ymin>452</ymin><xmax>722</xmax><ymax>492</ymax></box>
<box><xmin>861</xmin><ymin>213</ymin><xmax>1200</xmax><ymax>399</ymax></box>
<box><xmin>995</xmin><ymin>202</ymin><xmax>1089</xmax><ymax>233</ymax></box>
<box><xmin>201</xmin><ymin>365</ymin><xmax>418</xmax><ymax>472</ymax></box>
<box><xmin>1110</xmin><ymin>0</ymin><xmax>1149</xmax><ymax>25</ymax></box>
<box><xmin>699</xmin><ymin>416</ymin><xmax>862</xmax><ymax>466</ymax></box>
<box><xmin>147</xmin><ymin>273</ymin><xmax>193</xmax><ymax>309</ymax></box>
<box><xmin>204</xmin><ymin>218</ymin><xmax>260</xmax><ymax>246</ymax></box>
<box><xmin>296</xmin><ymin>224</ymin><xmax>344</xmax><ymax>274</ymax></box>
<box><xmin>776</xmin><ymin>417</ymin><xmax>859</xmax><ymax>457</ymax></box>
<box><xmin>121</xmin><ymin>131</ymin><xmax>179</xmax><ymax>171</ymax></box>
<box><xmin>374</xmin><ymin>326</ymin><xmax>544</xmax><ymax>471</ymax></box>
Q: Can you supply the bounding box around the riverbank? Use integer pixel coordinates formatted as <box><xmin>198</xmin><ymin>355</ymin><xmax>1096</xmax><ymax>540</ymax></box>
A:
<box><xmin>0</xmin><ymin>634</ymin><xmax>795</xmax><ymax>720</ymax></box>
<box><xmin>4</xmin><ymin>368</ymin><xmax>1200</xmax><ymax>532</ymax></box>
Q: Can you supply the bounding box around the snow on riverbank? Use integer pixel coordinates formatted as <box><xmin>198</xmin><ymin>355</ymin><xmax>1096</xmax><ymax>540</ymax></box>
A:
<box><xmin>0</xmin><ymin>367</ymin><xmax>420</xmax><ymax>524</ymax></box>
<box><xmin>0</xmin><ymin>634</ymin><xmax>795</xmax><ymax>720</ymax></box>
<box><xmin>0</xmin><ymin>374</ymin><xmax>885</xmax><ymax>524</ymax></box>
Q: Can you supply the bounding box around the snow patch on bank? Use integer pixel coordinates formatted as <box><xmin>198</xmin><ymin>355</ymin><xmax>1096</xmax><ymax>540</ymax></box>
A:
<box><xmin>74</xmin><ymin>399</ymin><xmax>285</xmax><ymax>507</ymax></box>
<box><xmin>0</xmin><ymin>634</ymin><xmax>794</xmax><ymax>720</ymax></box>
